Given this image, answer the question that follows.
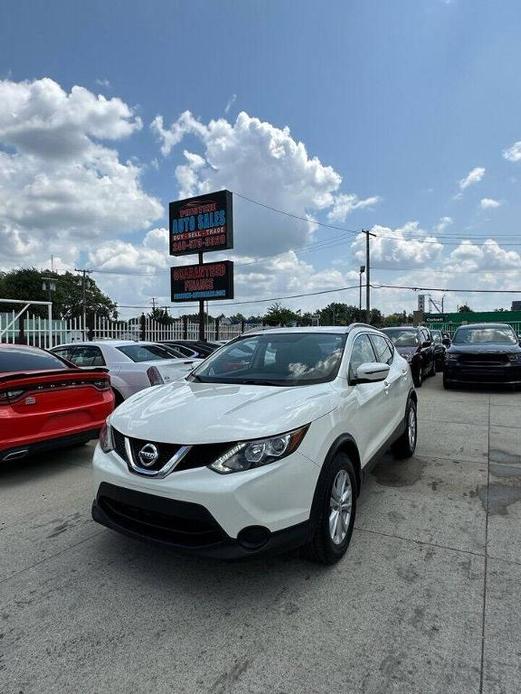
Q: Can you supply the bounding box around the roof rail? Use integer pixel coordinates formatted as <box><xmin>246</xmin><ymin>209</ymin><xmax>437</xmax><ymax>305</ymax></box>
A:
<box><xmin>348</xmin><ymin>322</ymin><xmax>377</xmax><ymax>331</ymax></box>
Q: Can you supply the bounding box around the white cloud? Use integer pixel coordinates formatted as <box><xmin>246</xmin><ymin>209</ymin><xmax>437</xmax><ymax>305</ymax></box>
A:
<box><xmin>480</xmin><ymin>197</ymin><xmax>501</xmax><ymax>209</ymax></box>
<box><xmin>0</xmin><ymin>78</ymin><xmax>162</xmax><ymax>269</ymax></box>
<box><xmin>434</xmin><ymin>216</ymin><xmax>453</xmax><ymax>233</ymax></box>
<box><xmin>224</xmin><ymin>94</ymin><xmax>237</xmax><ymax>114</ymax></box>
<box><xmin>151</xmin><ymin>110</ymin><xmax>378</xmax><ymax>258</ymax></box>
<box><xmin>447</xmin><ymin>239</ymin><xmax>521</xmax><ymax>272</ymax></box>
<box><xmin>327</xmin><ymin>194</ymin><xmax>381</xmax><ymax>223</ymax></box>
<box><xmin>351</xmin><ymin>222</ymin><xmax>444</xmax><ymax>269</ymax></box>
<box><xmin>458</xmin><ymin>166</ymin><xmax>485</xmax><ymax>190</ymax></box>
<box><xmin>0</xmin><ymin>77</ymin><xmax>141</xmax><ymax>159</ymax></box>
<box><xmin>503</xmin><ymin>141</ymin><xmax>521</xmax><ymax>162</ymax></box>
<box><xmin>95</xmin><ymin>78</ymin><xmax>111</xmax><ymax>89</ymax></box>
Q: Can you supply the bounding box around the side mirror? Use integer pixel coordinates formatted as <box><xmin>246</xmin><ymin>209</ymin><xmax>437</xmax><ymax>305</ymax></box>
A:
<box><xmin>422</xmin><ymin>340</ymin><xmax>431</xmax><ymax>348</ymax></box>
<box><xmin>354</xmin><ymin>362</ymin><xmax>390</xmax><ymax>384</ymax></box>
<box><xmin>442</xmin><ymin>338</ymin><xmax>451</xmax><ymax>347</ymax></box>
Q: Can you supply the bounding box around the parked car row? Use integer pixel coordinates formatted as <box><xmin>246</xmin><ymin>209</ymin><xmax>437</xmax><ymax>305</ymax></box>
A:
<box><xmin>2</xmin><ymin>321</ymin><xmax>519</xmax><ymax>568</ymax></box>
<box><xmin>0</xmin><ymin>339</ymin><xmax>218</xmax><ymax>463</ymax></box>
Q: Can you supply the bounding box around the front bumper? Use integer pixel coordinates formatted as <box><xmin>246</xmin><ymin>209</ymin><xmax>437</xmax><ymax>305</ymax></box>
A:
<box><xmin>92</xmin><ymin>443</ymin><xmax>321</xmax><ymax>555</ymax></box>
<box><xmin>444</xmin><ymin>363</ymin><xmax>521</xmax><ymax>385</ymax></box>
<box><xmin>92</xmin><ymin>482</ymin><xmax>311</xmax><ymax>559</ymax></box>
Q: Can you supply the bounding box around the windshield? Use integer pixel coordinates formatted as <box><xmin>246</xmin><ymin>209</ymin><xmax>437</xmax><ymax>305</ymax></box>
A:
<box><xmin>382</xmin><ymin>329</ymin><xmax>419</xmax><ymax>348</ymax></box>
<box><xmin>189</xmin><ymin>332</ymin><xmax>347</xmax><ymax>386</ymax></box>
<box><xmin>117</xmin><ymin>344</ymin><xmax>179</xmax><ymax>362</ymax></box>
<box><xmin>452</xmin><ymin>326</ymin><xmax>518</xmax><ymax>346</ymax></box>
<box><xmin>0</xmin><ymin>346</ymin><xmax>68</xmax><ymax>372</ymax></box>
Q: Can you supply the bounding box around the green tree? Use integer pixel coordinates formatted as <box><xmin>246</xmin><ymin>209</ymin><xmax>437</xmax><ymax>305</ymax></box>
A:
<box><xmin>149</xmin><ymin>307</ymin><xmax>174</xmax><ymax>325</ymax></box>
<box><xmin>458</xmin><ymin>304</ymin><xmax>473</xmax><ymax>313</ymax></box>
<box><xmin>0</xmin><ymin>268</ymin><xmax>117</xmax><ymax>319</ymax></box>
<box><xmin>263</xmin><ymin>303</ymin><xmax>299</xmax><ymax>326</ymax></box>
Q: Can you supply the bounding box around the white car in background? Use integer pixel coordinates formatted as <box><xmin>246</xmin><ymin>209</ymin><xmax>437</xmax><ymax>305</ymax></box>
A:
<box><xmin>52</xmin><ymin>341</ymin><xmax>201</xmax><ymax>404</ymax></box>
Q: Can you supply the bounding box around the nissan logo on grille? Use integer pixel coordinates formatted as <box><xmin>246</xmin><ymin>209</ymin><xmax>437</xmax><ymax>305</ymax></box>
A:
<box><xmin>138</xmin><ymin>443</ymin><xmax>159</xmax><ymax>468</ymax></box>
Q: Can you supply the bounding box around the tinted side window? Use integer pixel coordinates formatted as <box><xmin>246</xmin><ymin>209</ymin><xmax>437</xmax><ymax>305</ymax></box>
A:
<box><xmin>370</xmin><ymin>334</ymin><xmax>393</xmax><ymax>365</ymax></box>
<box><xmin>349</xmin><ymin>335</ymin><xmax>376</xmax><ymax>381</ymax></box>
<box><xmin>53</xmin><ymin>347</ymin><xmax>74</xmax><ymax>361</ymax></box>
<box><xmin>68</xmin><ymin>346</ymin><xmax>106</xmax><ymax>367</ymax></box>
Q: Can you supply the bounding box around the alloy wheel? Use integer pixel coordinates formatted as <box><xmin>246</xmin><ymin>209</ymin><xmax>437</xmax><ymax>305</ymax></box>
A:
<box><xmin>329</xmin><ymin>469</ymin><xmax>352</xmax><ymax>545</ymax></box>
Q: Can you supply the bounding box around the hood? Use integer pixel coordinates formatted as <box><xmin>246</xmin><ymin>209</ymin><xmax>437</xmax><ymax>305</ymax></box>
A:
<box><xmin>145</xmin><ymin>358</ymin><xmax>202</xmax><ymax>383</ymax></box>
<box><xmin>111</xmin><ymin>379</ymin><xmax>338</xmax><ymax>444</ymax></box>
<box><xmin>449</xmin><ymin>344</ymin><xmax>521</xmax><ymax>355</ymax></box>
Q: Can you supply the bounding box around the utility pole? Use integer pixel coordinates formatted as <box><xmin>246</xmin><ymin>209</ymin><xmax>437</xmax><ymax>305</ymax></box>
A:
<box><xmin>75</xmin><ymin>268</ymin><xmax>92</xmax><ymax>339</ymax></box>
<box><xmin>151</xmin><ymin>297</ymin><xmax>157</xmax><ymax>311</ymax></box>
<box><xmin>362</xmin><ymin>230</ymin><xmax>375</xmax><ymax>323</ymax></box>
<box><xmin>359</xmin><ymin>265</ymin><xmax>365</xmax><ymax>312</ymax></box>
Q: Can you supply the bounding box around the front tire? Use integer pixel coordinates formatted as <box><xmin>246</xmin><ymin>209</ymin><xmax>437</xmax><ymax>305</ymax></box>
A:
<box><xmin>302</xmin><ymin>452</ymin><xmax>357</xmax><ymax>565</ymax></box>
<box><xmin>413</xmin><ymin>366</ymin><xmax>422</xmax><ymax>388</ymax></box>
<box><xmin>392</xmin><ymin>398</ymin><xmax>417</xmax><ymax>459</ymax></box>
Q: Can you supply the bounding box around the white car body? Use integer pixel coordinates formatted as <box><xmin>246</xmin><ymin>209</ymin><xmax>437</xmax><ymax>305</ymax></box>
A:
<box><xmin>52</xmin><ymin>340</ymin><xmax>201</xmax><ymax>401</ymax></box>
<box><xmin>91</xmin><ymin>325</ymin><xmax>416</xmax><ymax>562</ymax></box>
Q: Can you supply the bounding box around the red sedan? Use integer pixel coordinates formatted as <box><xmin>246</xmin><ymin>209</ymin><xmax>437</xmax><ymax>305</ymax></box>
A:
<box><xmin>0</xmin><ymin>344</ymin><xmax>114</xmax><ymax>463</ymax></box>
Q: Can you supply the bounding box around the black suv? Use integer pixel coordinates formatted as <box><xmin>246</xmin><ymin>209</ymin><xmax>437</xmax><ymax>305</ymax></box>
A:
<box><xmin>382</xmin><ymin>326</ymin><xmax>436</xmax><ymax>387</ymax></box>
<box><xmin>444</xmin><ymin>322</ymin><xmax>521</xmax><ymax>389</ymax></box>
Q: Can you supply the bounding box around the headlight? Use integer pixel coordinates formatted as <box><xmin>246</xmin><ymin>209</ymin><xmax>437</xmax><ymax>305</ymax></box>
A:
<box><xmin>405</xmin><ymin>354</ymin><xmax>413</xmax><ymax>363</ymax></box>
<box><xmin>508</xmin><ymin>353</ymin><xmax>521</xmax><ymax>362</ymax></box>
<box><xmin>446</xmin><ymin>354</ymin><xmax>458</xmax><ymax>362</ymax></box>
<box><xmin>209</xmin><ymin>426</ymin><xmax>309</xmax><ymax>474</ymax></box>
<box><xmin>99</xmin><ymin>421</ymin><xmax>114</xmax><ymax>453</ymax></box>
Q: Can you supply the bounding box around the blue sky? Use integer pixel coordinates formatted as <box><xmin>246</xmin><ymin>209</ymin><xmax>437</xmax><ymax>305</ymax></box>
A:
<box><xmin>1</xmin><ymin>0</ymin><xmax>520</xmax><ymax>316</ymax></box>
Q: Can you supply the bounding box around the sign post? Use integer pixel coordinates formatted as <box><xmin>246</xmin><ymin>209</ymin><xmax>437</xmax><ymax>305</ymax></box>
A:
<box><xmin>169</xmin><ymin>190</ymin><xmax>234</xmax><ymax>340</ymax></box>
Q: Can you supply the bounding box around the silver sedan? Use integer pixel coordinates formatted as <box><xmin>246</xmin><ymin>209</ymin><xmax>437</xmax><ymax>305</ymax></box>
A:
<box><xmin>51</xmin><ymin>340</ymin><xmax>201</xmax><ymax>404</ymax></box>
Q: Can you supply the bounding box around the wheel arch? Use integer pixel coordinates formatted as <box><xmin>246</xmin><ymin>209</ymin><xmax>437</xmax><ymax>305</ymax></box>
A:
<box><xmin>308</xmin><ymin>434</ymin><xmax>362</xmax><ymax>534</ymax></box>
<box><xmin>321</xmin><ymin>434</ymin><xmax>362</xmax><ymax>496</ymax></box>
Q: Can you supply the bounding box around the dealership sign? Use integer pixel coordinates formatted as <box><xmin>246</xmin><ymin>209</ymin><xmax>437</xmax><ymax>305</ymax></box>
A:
<box><xmin>170</xmin><ymin>261</ymin><xmax>234</xmax><ymax>302</ymax></box>
<box><xmin>169</xmin><ymin>189</ymin><xmax>233</xmax><ymax>256</ymax></box>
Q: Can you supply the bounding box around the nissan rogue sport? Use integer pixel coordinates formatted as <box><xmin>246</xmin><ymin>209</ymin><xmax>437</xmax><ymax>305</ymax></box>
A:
<box><xmin>92</xmin><ymin>325</ymin><xmax>417</xmax><ymax>564</ymax></box>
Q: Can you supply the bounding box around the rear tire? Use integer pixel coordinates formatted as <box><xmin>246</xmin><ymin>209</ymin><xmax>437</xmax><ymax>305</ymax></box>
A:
<box><xmin>429</xmin><ymin>358</ymin><xmax>436</xmax><ymax>377</ymax></box>
<box><xmin>392</xmin><ymin>399</ymin><xmax>417</xmax><ymax>459</ymax></box>
<box><xmin>413</xmin><ymin>367</ymin><xmax>422</xmax><ymax>388</ymax></box>
<box><xmin>302</xmin><ymin>453</ymin><xmax>357</xmax><ymax>565</ymax></box>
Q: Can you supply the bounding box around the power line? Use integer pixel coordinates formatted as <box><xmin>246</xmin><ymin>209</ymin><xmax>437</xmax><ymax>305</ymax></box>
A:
<box><xmin>233</xmin><ymin>191</ymin><xmax>361</xmax><ymax>235</ymax></box>
<box><xmin>233</xmin><ymin>190</ymin><xmax>521</xmax><ymax>242</ymax></box>
<box><xmin>115</xmin><ymin>283</ymin><xmax>362</xmax><ymax>310</ymax></box>
<box><xmin>371</xmin><ymin>283</ymin><xmax>521</xmax><ymax>294</ymax></box>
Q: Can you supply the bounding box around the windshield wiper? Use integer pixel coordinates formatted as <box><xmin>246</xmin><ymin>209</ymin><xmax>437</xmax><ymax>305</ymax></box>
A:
<box><xmin>234</xmin><ymin>378</ymin><xmax>287</xmax><ymax>386</ymax></box>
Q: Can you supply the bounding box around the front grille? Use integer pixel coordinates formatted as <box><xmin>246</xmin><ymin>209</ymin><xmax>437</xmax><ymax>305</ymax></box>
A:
<box><xmin>97</xmin><ymin>485</ymin><xmax>225</xmax><ymax>546</ymax></box>
<box><xmin>459</xmin><ymin>353</ymin><xmax>509</xmax><ymax>366</ymax></box>
<box><xmin>111</xmin><ymin>427</ymin><xmax>231</xmax><ymax>475</ymax></box>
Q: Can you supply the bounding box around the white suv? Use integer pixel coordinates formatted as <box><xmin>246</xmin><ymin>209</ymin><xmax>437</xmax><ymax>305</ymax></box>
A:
<box><xmin>92</xmin><ymin>325</ymin><xmax>417</xmax><ymax>564</ymax></box>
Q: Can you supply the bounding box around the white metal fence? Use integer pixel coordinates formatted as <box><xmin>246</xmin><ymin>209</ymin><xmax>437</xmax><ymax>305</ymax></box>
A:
<box><xmin>0</xmin><ymin>312</ymin><xmax>262</xmax><ymax>350</ymax></box>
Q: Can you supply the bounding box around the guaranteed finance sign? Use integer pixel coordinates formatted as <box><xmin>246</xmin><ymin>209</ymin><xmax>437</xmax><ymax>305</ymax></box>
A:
<box><xmin>169</xmin><ymin>189</ymin><xmax>233</xmax><ymax>256</ymax></box>
<box><xmin>170</xmin><ymin>261</ymin><xmax>234</xmax><ymax>302</ymax></box>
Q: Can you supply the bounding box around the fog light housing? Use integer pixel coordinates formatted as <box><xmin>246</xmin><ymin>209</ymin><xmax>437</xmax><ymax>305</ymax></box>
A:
<box><xmin>237</xmin><ymin>526</ymin><xmax>271</xmax><ymax>550</ymax></box>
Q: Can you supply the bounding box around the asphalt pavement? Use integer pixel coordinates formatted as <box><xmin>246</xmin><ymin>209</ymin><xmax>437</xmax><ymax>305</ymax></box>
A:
<box><xmin>1</xmin><ymin>375</ymin><xmax>520</xmax><ymax>694</ymax></box>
